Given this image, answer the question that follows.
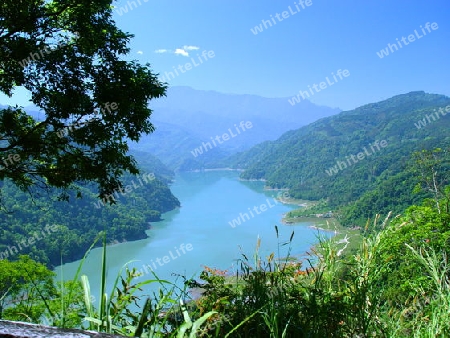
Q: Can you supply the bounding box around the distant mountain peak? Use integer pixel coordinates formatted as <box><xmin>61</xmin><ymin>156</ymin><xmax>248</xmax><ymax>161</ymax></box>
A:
<box><xmin>139</xmin><ymin>86</ymin><xmax>340</xmax><ymax>170</ymax></box>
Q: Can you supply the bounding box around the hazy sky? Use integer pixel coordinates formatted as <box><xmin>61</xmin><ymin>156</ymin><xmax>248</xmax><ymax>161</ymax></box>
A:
<box><xmin>2</xmin><ymin>0</ymin><xmax>449</xmax><ymax>111</ymax></box>
<box><xmin>115</xmin><ymin>0</ymin><xmax>450</xmax><ymax>110</ymax></box>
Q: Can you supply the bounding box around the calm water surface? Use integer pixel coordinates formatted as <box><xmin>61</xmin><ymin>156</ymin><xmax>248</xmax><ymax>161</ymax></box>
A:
<box><xmin>56</xmin><ymin>171</ymin><xmax>331</xmax><ymax>298</ymax></box>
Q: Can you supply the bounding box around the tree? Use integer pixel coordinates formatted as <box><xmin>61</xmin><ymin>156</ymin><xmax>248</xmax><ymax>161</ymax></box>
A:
<box><xmin>373</xmin><ymin>197</ymin><xmax>450</xmax><ymax>305</ymax></box>
<box><xmin>0</xmin><ymin>0</ymin><xmax>166</xmax><ymax>198</ymax></box>
<box><xmin>0</xmin><ymin>255</ymin><xmax>55</xmax><ymax>320</ymax></box>
<box><xmin>412</xmin><ymin>148</ymin><xmax>450</xmax><ymax>214</ymax></box>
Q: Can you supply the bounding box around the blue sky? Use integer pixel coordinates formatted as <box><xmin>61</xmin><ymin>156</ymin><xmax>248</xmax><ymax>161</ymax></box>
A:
<box><xmin>2</xmin><ymin>0</ymin><xmax>449</xmax><ymax>110</ymax></box>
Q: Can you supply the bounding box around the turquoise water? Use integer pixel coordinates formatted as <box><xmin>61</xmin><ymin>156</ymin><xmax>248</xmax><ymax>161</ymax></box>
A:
<box><xmin>55</xmin><ymin>170</ymin><xmax>331</xmax><ymax>299</ymax></box>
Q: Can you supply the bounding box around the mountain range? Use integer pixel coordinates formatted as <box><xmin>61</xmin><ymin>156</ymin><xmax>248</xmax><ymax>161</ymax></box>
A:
<box><xmin>11</xmin><ymin>87</ymin><xmax>341</xmax><ymax>171</ymax></box>
<box><xmin>131</xmin><ymin>86</ymin><xmax>341</xmax><ymax>170</ymax></box>
<box><xmin>226</xmin><ymin>91</ymin><xmax>450</xmax><ymax>226</ymax></box>
<box><xmin>4</xmin><ymin>90</ymin><xmax>450</xmax><ymax>229</ymax></box>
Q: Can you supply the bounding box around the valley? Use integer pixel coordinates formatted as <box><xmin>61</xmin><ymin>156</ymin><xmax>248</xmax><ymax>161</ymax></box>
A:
<box><xmin>1</xmin><ymin>1</ymin><xmax>449</xmax><ymax>336</ymax></box>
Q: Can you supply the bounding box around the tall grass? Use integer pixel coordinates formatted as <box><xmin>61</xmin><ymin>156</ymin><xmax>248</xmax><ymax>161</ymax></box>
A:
<box><xmin>386</xmin><ymin>244</ymin><xmax>450</xmax><ymax>337</ymax></box>
<box><xmin>6</xmin><ymin>218</ymin><xmax>449</xmax><ymax>337</ymax></box>
<box><xmin>194</xmin><ymin>217</ymin><xmax>449</xmax><ymax>337</ymax></box>
<box><xmin>56</xmin><ymin>231</ymin><xmax>215</xmax><ymax>337</ymax></box>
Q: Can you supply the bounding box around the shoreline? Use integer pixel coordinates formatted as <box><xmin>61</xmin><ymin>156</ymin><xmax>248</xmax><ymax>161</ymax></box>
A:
<box><xmin>308</xmin><ymin>224</ymin><xmax>339</xmax><ymax>234</ymax></box>
<box><xmin>187</xmin><ymin>168</ymin><xmax>244</xmax><ymax>172</ymax></box>
<box><xmin>239</xmin><ymin>178</ymin><xmax>266</xmax><ymax>182</ymax></box>
<box><xmin>53</xmin><ymin>210</ymin><xmax>178</xmax><ymax>268</ymax></box>
<box><xmin>285</xmin><ymin>217</ymin><xmax>362</xmax><ymax>257</ymax></box>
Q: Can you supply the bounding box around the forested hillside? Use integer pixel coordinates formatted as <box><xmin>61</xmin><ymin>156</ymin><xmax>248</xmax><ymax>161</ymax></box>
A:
<box><xmin>227</xmin><ymin>91</ymin><xmax>450</xmax><ymax>226</ymax></box>
<box><xmin>132</xmin><ymin>86</ymin><xmax>340</xmax><ymax>171</ymax></box>
<box><xmin>130</xmin><ymin>121</ymin><xmax>229</xmax><ymax>171</ymax></box>
<box><xmin>0</xmin><ymin>152</ymin><xmax>180</xmax><ymax>267</ymax></box>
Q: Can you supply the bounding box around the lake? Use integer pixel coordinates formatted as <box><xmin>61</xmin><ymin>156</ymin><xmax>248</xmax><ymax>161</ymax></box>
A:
<box><xmin>55</xmin><ymin>170</ymin><xmax>331</xmax><ymax>300</ymax></box>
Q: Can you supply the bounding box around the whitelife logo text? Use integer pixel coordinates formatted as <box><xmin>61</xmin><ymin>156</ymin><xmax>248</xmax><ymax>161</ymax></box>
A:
<box><xmin>191</xmin><ymin>121</ymin><xmax>253</xmax><ymax>158</ymax></box>
<box><xmin>134</xmin><ymin>243</ymin><xmax>194</xmax><ymax>279</ymax></box>
<box><xmin>288</xmin><ymin>69</ymin><xmax>350</xmax><ymax>106</ymax></box>
<box><xmin>228</xmin><ymin>193</ymin><xmax>288</xmax><ymax>228</ymax></box>
<box><xmin>250</xmin><ymin>0</ymin><xmax>313</xmax><ymax>35</ymax></box>
<box><xmin>93</xmin><ymin>173</ymin><xmax>155</xmax><ymax>208</ymax></box>
<box><xmin>325</xmin><ymin>140</ymin><xmax>388</xmax><ymax>176</ymax></box>
<box><xmin>376</xmin><ymin>22</ymin><xmax>439</xmax><ymax>59</ymax></box>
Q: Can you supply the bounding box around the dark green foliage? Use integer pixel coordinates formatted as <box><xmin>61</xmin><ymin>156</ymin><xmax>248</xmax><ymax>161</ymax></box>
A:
<box><xmin>339</xmin><ymin>148</ymin><xmax>450</xmax><ymax>226</ymax></box>
<box><xmin>192</xmin><ymin>192</ymin><xmax>450</xmax><ymax>337</ymax></box>
<box><xmin>0</xmin><ymin>160</ymin><xmax>180</xmax><ymax>267</ymax></box>
<box><xmin>1</xmin><ymin>191</ymin><xmax>450</xmax><ymax>336</ymax></box>
<box><xmin>373</xmin><ymin>197</ymin><xmax>450</xmax><ymax>305</ymax></box>
<box><xmin>0</xmin><ymin>0</ymin><xmax>165</xmax><ymax>197</ymax></box>
<box><xmin>338</xmin><ymin>168</ymin><xmax>428</xmax><ymax>226</ymax></box>
<box><xmin>228</xmin><ymin>92</ymin><xmax>450</xmax><ymax>226</ymax></box>
<box><xmin>0</xmin><ymin>256</ymin><xmax>57</xmax><ymax>320</ymax></box>
<box><xmin>0</xmin><ymin>144</ymin><xmax>180</xmax><ymax>268</ymax></box>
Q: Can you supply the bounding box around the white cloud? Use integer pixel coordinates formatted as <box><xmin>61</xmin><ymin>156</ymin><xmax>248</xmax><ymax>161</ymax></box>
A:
<box><xmin>137</xmin><ymin>51</ymin><xmax>144</xmax><ymax>55</ymax></box>
<box><xmin>183</xmin><ymin>45</ymin><xmax>200</xmax><ymax>51</ymax></box>
<box><xmin>174</xmin><ymin>48</ymin><xmax>189</xmax><ymax>57</ymax></box>
<box><xmin>155</xmin><ymin>45</ymin><xmax>200</xmax><ymax>57</ymax></box>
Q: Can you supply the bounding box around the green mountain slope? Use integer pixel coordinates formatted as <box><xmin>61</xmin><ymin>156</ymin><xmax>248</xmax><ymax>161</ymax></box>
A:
<box><xmin>131</xmin><ymin>121</ymin><xmax>229</xmax><ymax>171</ymax></box>
<box><xmin>132</xmin><ymin>86</ymin><xmax>340</xmax><ymax>171</ymax></box>
<box><xmin>0</xmin><ymin>152</ymin><xmax>180</xmax><ymax>267</ymax></box>
<box><xmin>228</xmin><ymin>91</ymin><xmax>450</xmax><ymax>225</ymax></box>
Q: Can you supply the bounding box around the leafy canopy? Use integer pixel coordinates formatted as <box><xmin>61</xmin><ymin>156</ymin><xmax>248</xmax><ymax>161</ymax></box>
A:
<box><xmin>0</xmin><ymin>0</ymin><xmax>166</xmax><ymax>197</ymax></box>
